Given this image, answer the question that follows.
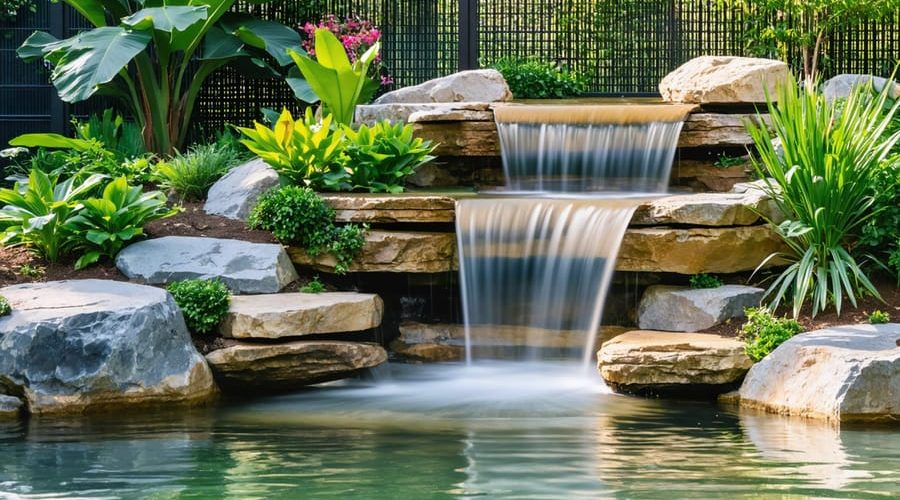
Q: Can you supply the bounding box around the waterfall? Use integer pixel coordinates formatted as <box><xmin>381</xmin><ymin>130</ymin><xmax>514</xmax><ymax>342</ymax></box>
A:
<box><xmin>456</xmin><ymin>104</ymin><xmax>693</xmax><ymax>367</ymax></box>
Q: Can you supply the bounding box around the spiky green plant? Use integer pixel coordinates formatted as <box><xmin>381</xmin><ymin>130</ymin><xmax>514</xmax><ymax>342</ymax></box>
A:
<box><xmin>746</xmin><ymin>75</ymin><xmax>900</xmax><ymax>317</ymax></box>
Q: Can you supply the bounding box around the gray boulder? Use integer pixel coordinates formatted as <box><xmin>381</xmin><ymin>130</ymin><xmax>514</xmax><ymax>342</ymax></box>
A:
<box><xmin>735</xmin><ymin>324</ymin><xmax>900</xmax><ymax>423</ymax></box>
<box><xmin>638</xmin><ymin>285</ymin><xmax>764</xmax><ymax>332</ymax></box>
<box><xmin>0</xmin><ymin>394</ymin><xmax>23</xmax><ymax>419</ymax></box>
<box><xmin>0</xmin><ymin>280</ymin><xmax>216</xmax><ymax>415</ymax></box>
<box><xmin>374</xmin><ymin>69</ymin><xmax>512</xmax><ymax>104</ymax></box>
<box><xmin>116</xmin><ymin>236</ymin><xmax>298</xmax><ymax>294</ymax></box>
<box><xmin>822</xmin><ymin>74</ymin><xmax>900</xmax><ymax>101</ymax></box>
<box><xmin>204</xmin><ymin>158</ymin><xmax>280</xmax><ymax>221</ymax></box>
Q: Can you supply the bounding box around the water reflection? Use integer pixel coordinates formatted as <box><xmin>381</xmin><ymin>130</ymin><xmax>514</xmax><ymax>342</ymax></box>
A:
<box><xmin>1</xmin><ymin>364</ymin><xmax>898</xmax><ymax>499</ymax></box>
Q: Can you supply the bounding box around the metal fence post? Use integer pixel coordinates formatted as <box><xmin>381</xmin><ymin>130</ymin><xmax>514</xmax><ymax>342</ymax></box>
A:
<box><xmin>459</xmin><ymin>0</ymin><xmax>479</xmax><ymax>71</ymax></box>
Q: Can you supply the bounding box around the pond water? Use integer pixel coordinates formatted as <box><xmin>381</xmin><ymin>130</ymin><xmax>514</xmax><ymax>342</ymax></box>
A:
<box><xmin>1</xmin><ymin>362</ymin><xmax>898</xmax><ymax>499</ymax></box>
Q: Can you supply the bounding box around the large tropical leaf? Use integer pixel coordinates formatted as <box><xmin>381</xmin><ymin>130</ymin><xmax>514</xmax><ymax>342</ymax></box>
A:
<box><xmin>285</xmin><ymin>67</ymin><xmax>319</xmax><ymax>103</ymax></box>
<box><xmin>62</xmin><ymin>0</ymin><xmax>107</xmax><ymax>27</ymax></box>
<box><xmin>200</xmin><ymin>23</ymin><xmax>249</xmax><ymax>60</ymax></box>
<box><xmin>121</xmin><ymin>6</ymin><xmax>208</xmax><ymax>33</ymax></box>
<box><xmin>219</xmin><ymin>13</ymin><xmax>302</xmax><ymax>66</ymax></box>
<box><xmin>17</xmin><ymin>31</ymin><xmax>63</xmax><ymax>61</ymax></box>
<box><xmin>173</xmin><ymin>0</ymin><xmax>236</xmax><ymax>53</ymax></box>
<box><xmin>8</xmin><ymin>133</ymin><xmax>94</xmax><ymax>150</ymax></box>
<box><xmin>44</xmin><ymin>27</ymin><xmax>152</xmax><ymax>103</ymax></box>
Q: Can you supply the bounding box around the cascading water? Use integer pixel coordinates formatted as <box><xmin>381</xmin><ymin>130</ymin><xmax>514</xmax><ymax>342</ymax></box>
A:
<box><xmin>457</xmin><ymin>103</ymin><xmax>695</xmax><ymax>368</ymax></box>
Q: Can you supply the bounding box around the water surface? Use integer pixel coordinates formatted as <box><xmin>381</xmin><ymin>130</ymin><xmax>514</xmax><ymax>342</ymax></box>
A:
<box><xmin>1</xmin><ymin>363</ymin><xmax>898</xmax><ymax>499</ymax></box>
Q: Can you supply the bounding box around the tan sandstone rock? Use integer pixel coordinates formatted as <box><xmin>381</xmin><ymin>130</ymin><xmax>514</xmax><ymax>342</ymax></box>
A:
<box><xmin>221</xmin><ymin>293</ymin><xmax>383</xmax><ymax>340</ymax></box>
<box><xmin>355</xmin><ymin>102</ymin><xmax>492</xmax><ymax>124</ymax></box>
<box><xmin>374</xmin><ymin>69</ymin><xmax>512</xmax><ymax>104</ymax></box>
<box><xmin>205</xmin><ymin>341</ymin><xmax>388</xmax><ymax>392</ymax></box>
<box><xmin>678</xmin><ymin>113</ymin><xmax>769</xmax><ymax>148</ymax></box>
<box><xmin>659</xmin><ymin>56</ymin><xmax>790</xmax><ymax>104</ymax></box>
<box><xmin>630</xmin><ymin>191</ymin><xmax>780</xmax><ymax>226</ymax></box>
<box><xmin>597</xmin><ymin>330</ymin><xmax>753</xmax><ymax>395</ymax></box>
<box><xmin>734</xmin><ymin>324</ymin><xmax>900</xmax><ymax>423</ymax></box>
<box><xmin>319</xmin><ymin>192</ymin><xmax>461</xmax><ymax>223</ymax></box>
<box><xmin>288</xmin><ymin>230</ymin><xmax>457</xmax><ymax>273</ymax></box>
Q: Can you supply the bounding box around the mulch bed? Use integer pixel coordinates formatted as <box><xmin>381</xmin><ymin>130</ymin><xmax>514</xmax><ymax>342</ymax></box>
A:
<box><xmin>144</xmin><ymin>201</ymin><xmax>277</xmax><ymax>243</ymax></box>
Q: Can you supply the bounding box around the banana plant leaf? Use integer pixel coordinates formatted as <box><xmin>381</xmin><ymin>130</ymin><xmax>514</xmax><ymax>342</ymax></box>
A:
<box><xmin>121</xmin><ymin>6</ymin><xmax>208</xmax><ymax>33</ymax></box>
<box><xmin>218</xmin><ymin>13</ymin><xmax>303</xmax><ymax>66</ymax></box>
<box><xmin>8</xmin><ymin>133</ymin><xmax>94</xmax><ymax>150</ymax></box>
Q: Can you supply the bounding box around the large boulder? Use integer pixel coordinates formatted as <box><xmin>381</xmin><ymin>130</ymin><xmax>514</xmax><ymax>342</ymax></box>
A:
<box><xmin>221</xmin><ymin>292</ymin><xmax>383</xmax><ymax>340</ymax></box>
<box><xmin>374</xmin><ymin>69</ymin><xmax>512</xmax><ymax>104</ymax></box>
<box><xmin>205</xmin><ymin>341</ymin><xmax>387</xmax><ymax>392</ymax></box>
<box><xmin>116</xmin><ymin>236</ymin><xmax>298</xmax><ymax>294</ymax></box>
<box><xmin>659</xmin><ymin>56</ymin><xmax>789</xmax><ymax>104</ymax></box>
<box><xmin>734</xmin><ymin>324</ymin><xmax>900</xmax><ymax>423</ymax></box>
<box><xmin>822</xmin><ymin>74</ymin><xmax>900</xmax><ymax>102</ymax></box>
<box><xmin>637</xmin><ymin>285</ymin><xmax>764</xmax><ymax>332</ymax></box>
<box><xmin>597</xmin><ymin>330</ymin><xmax>753</xmax><ymax>396</ymax></box>
<box><xmin>0</xmin><ymin>280</ymin><xmax>216</xmax><ymax>414</ymax></box>
<box><xmin>203</xmin><ymin>158</ymin><xmax>279</xmax><ymax>221</ymax></box>
<box><xmin>356</xmin><ymin>102</ymin><xmax>493</xmax><ymax>125</ymax></box>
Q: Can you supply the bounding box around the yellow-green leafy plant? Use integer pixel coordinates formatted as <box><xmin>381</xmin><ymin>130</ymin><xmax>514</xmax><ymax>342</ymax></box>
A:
<box><xmin>868</xmin><ymin>310</ymin><xmax>891</xmax><ymax>324</ymax></box>
<box><xmin>0</xmin><ymin>295</ymin><xmax>10</xmax><ymax>316</ymax></box>
<box><xmin>746</xmin><ymin>74</ymin><xmax>900</xmax><ymax>318</ymax></box>
<box><xmin>286</xmin><ymin>27</ymin><xmax>380</xmax><ymax>125</ymax></box>
<box><xmin>238</xmin><ymin>108</ymin><xmax>348</xmax><ymax>190</ymax></box>
<box><xmin>342</xmin><ymin>120</ymin><xmax>436</xmax><ymax>193</ymax></box>
<box><xmin>741</xmin><ymin>307</ymin><xmax>803</xmax><ymax>362</ymax></box>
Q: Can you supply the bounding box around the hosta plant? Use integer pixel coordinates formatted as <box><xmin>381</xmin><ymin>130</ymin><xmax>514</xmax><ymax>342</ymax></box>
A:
<box><xmin>238</xmin><ymin>108</ymin><xmax>348</xmax><ymax>190</ymax></box>
<box><xmin>64</xmin><ymin>176</ymin><xmax>176</xmax><ymax>269</ymax></box>
<box><xmin>17</xmin><ymin>0</ymin><xmax>302</xmax><ymax>155</ymax></box>
<box><xmin>0</xmin><ymin>169</ymin><xmax>104</xmax><ymax>263</ymax></box>
<box><xmin>342</xmin><ymin>120</ymin><xmax>436</xmax><ymax>193</ymax></box>
<box><xmin>746</xmin><ymin>74</ymin><xmax>900</xmax><ymax>317</ymax></box>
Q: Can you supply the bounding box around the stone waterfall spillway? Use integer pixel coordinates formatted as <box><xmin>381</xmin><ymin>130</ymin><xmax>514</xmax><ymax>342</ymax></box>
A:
<box><xmin>456</xmin><ymin>104</ymin><xmax>695</xmax><ymax>367</ymax></box>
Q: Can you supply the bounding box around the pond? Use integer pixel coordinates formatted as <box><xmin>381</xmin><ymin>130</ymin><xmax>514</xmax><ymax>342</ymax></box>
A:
<box><xmin>1</xmin><ymin>362</ymin><xmax>898</xmax><ymax>499</ymax></box>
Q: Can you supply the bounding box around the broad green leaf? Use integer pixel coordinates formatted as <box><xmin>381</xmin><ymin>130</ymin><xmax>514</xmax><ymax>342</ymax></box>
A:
<box><xmin>17</xmin><ymin>31</ymin><xmax>61</xmax><ymax>62</ymax></box>
<box><xmin>46</xmin><ymin>27</ymin><xmax>152</xmax><ymax>103</ymax></box>
<box><xmin>285</xmin><ymin>69</ymin><xmax>320</xmax><ymax>103</ymax></box>
<box><xmin>220</xmin><ymin>14</ymin><xmax>302</xmax><ymax>66</ymax></box>
<box><xmin>200</xmin><ymin>24</ymin><xmax>248</xmax><ymax>60</ymax></box>
<box><xmin>9</xmin><ymin>133</ymin><xmax>94</xmax><ymax>150</ymax></box>
<box><xmin>176</xmin><ymin>0</ymin><xmax>236</xmax><ymax>53</ymax></box>
<box><xmin>313</xmin><ymin>28</ymin><xmax>351</xmax><ymax>72</ymax></box>
<box><xmin>62</xmin><ymin>0</ymin><xmax>107</xmax><ymax>27</ymax></box>
<box><xmin>121</xmin><ymin>6</ymin><xmax>208</xmax><ymax>33</ymax></box>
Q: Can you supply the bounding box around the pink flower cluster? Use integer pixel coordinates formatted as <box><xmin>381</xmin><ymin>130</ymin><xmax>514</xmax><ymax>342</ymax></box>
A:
<box><xmin>300</xmin><ymin>15</ymin><xmax>393</xmax><ymax>87</ymax></box>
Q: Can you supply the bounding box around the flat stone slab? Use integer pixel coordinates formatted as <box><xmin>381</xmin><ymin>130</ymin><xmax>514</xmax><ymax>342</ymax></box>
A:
<box><xmin>631</xmin><ymin>191</ymin><xmax>781</xmax><ymax>226</ymax></box>
<box><xmin>659</xmin><ymin>56</ymin><xmax>790</xmax><ymax>104</ymax></box>
<box><xmin>0</xmin><ymin>280</ymin><xmax>215</xmax><ymax>415</ymax></box>
<box><xmin>734</xmin><ymin>324</ymin><xmax>900</xmax><ymax>423</ymax></box>
<box><xmin>637</xmin><ymin>285</ymin><xmax>765</xmax><ymax>332</ymax></box>
<box><xmin>205</xmin><ymin>341</ymin><xmax>388</xmax><ymax>392</ymax></box>
<box><xmin>678</xmin><ymin>113</ymin><xmax>768</xmax><ymax>148</ymax></box>
<box><xmin>204</xmin><ymin>158</ymin><xmax>280</xmax><ymax>221</ymax></box>
<box><xmin>356</xmin><ymin>102</ymin><xmax>492</xmax><ymax>125</ymax></box>
<box><xmin>671</xmin><ymin>160</ymin><xmax>750</xmax><ymax>193</ymax></box>
<box><xmin>221</xmin><ymin>292</ymin><xmax>383</xmax><ymax>340</ymax></box>
<box><xmin>291</xmin><ymin>225</ymin><xmax>785</xmax><ymax>275</ymax></box>
<box><xmin>319</xmin><ymin>192</ymin><xmax>463</xmax><ymax>223</ymax></box>
<box><xmin>116</xmin><ymin>236</ymin><xmax>298</xmax><ymax>294</ymax></box>
<box><xmin>598</xmin><ymin>330</ymin><xmax>753</xmax><ymax>396</ymax></box>
<box><xmin>0</xmin><ymin>395</ymin><xmax>23</xmax><ymax>419</ymax></box>
<box><xmin>373</xmin><ymin>69</ymin><xmax>512</xmax><ymax>104</ymax></box>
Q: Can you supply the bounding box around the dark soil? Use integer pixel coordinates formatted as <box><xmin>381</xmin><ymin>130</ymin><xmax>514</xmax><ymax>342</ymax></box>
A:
<box><xmin>0</xmin><ymin>246</ymin><xmax>127</xmax><ymax>287</ymax></box>
<box><xmin>702</xmin><ymin>279</ymin><xmax>900</xmax><ymax>338</ymax></box>
<box><xmin>144</xmin><ymin>201</ymin><xmax>277</xmax><ymax>244</ymax></box>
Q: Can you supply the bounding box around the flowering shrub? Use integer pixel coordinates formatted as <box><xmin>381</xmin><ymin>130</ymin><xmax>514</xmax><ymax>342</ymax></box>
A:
<box><xmin>300</xmin><ymin>15</ymin><xmax>393</xmax><ymax>88</ymax></box>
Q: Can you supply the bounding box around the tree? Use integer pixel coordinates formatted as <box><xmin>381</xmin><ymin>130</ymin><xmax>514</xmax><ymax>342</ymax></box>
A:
<box><xmin>17</xmin><ymin>0</ymin><xmax>303</xmax><ymax>155</ymax></box>
<box><xmin>725</xmin><ymin>0</ymin><xmax>900</xmax><ymax>79</ymax></box>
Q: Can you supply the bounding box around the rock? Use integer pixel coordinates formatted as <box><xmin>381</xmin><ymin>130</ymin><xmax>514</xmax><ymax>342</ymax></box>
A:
<box><xmin>618</xmin><ymin>226</ymin><xmax>787</xmax><ymax>274</ymax></box>
<box><xmin>319</xmin><ymin>192</ymin><xmax>460</xmax><ymax>223</ymax></box>
<box><xmin>671</xmin><ymin>159</ymin><xmax>750</xmax><ymax>192</ymax></box>
<box><xmin>735</xmin><ymin>323</ymin><xmax>900</xmax><ymax>423</ymax></box>
<box><xmin>597</xmin><ymin>330</ymin><xmax>753</xmax><ymax>396</ymax></box>
<box><xmin>0</xmin><ymin>280</ymin><xmax>216</xmax><ymax>414</ymax></box>
<box><xmin>356</xmin><ymin>102</ymin><xmax>492</xmax><ymax>124</ymax></box>
<box><xmin>203</xmin><ymin>158</ymin><xmax>280</xmax><ymax>221</ymax></box>
<box><xmin>116</xmin><ymin>236</ymin><xmax>298</xmax><ymax>294</ymax></box>
<box><xmin>631</xmin><ymin>191</ymin><xmax>780</xmax><ymax>226</ymax></box>
<box><xmin>637</xmin><ymin>285</ymin><xmax>764</xmax><ymax>332</ymax></box>
<box><xmin>205</xmin><ymin>341</ymin><xmax>388</xmax><ymax>392</ymax></box>
<box><xmin>822</xmin><ymin>74</ymin><xmax>900</xmax><ymax>102</ymax></box>
<box><xmin>678</xmin><ymin>113</ymin><xmax>768</xmax><ymax>148</ymax></box>
<box><xmin>289</xmin><ymin>230</ymin><xmax>457</xmax><ymax>273</ymax></box>
<box><xmin>0</xmin><ymin>395</ymin><xmax>23</xmax><ymax>419</ymax></box>
<box><xmin>659</xmin><ymin>56</ymin><xmax>790</xmax><ymax>104</ymax></box>
<box><xmin>390</xmin><ymin>340</ymin><xmax>464</xmax><ymax>363</ymax></box>
<box><xmin>221</xmin><ymin>292</ymin><xmax>383</xmax><ymax>340</ymax></box>
<box><xmin>374</xmin><ymin>69</ymin><xmax>512</xmax><ymax>104</ymax></box>
<box><xmin>411</xmin><ymin>121</ymin><xmax>501</xmax><ymax>156</ymax></box>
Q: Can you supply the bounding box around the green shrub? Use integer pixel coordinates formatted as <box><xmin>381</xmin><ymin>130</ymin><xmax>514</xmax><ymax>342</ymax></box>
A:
<box><xmin>690</xmin><ymin>273</ymin><xmax>724</xmax><ymax>289</ymax></box>
<box><xmin>0</xmin><ymin>169</ymin><xmax>105</xmax><ymax>263</ymax></box>
<box><xmin>167</xmin><ymin>279</ymin><xmax>231</xmax><ymax>336</ymax></box>
<box><xmin>745</xmin><ymin>74</ymin><xmax>899</xmax><ymax>317</ymax></box>
<box><xmin>73</xmin><ymin>108</ymin><xmax>146</xmax><ymax>160</ymax></box>
<box><xmin>64</xmin><ymin>176</ymin><xmax>176</xmax><ymax>269</ymax></box>
<box><xmin>714</xmin><ymin>154</ymin><xmax>747</xmax><ymax>168</ymax></box>
<box><xmin>889</xmin><ymin>244</ymin><xmax>900</xmax><ymax>281</ymax></box>
<box><xmin>300</xmin><ymin>276</ymin><xmax>326</xmax><ymax>294</ymax></box>
<box><xmin>238</xmin><ymin>109</ymin><xmax>348</xmax><ymax>190</ymax></box>
<box><xmin>869</xmin><ymin>310</ymin><xmax>891</xmax><ymax>324</ymax></box>
<box><xmin>6</xmin><ymin>139</ymin><xmax>152</xmax><ymax>185</ymax></box>
<box><xmin>490</xmin><ymin>57</ymin><xmax>586</xmax><ymax>99</ymax></box>
<box><xmin>741</xmin><ymin>307</ymin><xmax>803</xmax><ymax>362</ymax></box>
<box><xmin>248</xmin><ymin>186</ymin><xmax>366</xmax><ymax>274</ymax></box>
<box><xmin>343</xmin><ymin>121</ymin><xmax>436</xmax><ymax>193</ymax></box>
<box><xmin>0</xmin><ymin>295</ymin><xmax>10</xmax><ymax>317</ymax></box>
<box><xmin>152</xmin><ymin>142</ymin><xmax>244</xmax><ymax>201</ymax></box>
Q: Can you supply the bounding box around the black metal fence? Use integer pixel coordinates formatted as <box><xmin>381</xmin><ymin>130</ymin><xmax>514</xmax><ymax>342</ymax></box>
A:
<box><xmin>3</xmin><ymin>0</ymin><xmax>900</xmax><ymax>144</ymax></box>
